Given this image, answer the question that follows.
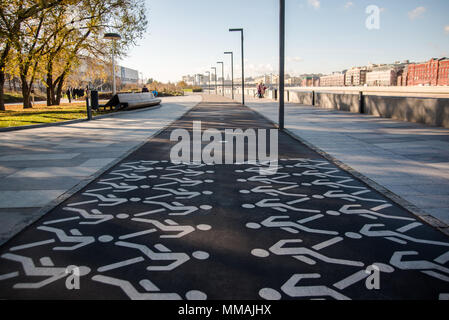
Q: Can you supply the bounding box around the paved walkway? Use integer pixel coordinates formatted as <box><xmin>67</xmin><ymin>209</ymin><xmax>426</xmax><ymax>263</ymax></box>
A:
<box><xmin>0</xmin><ymin>95</ymin><xmax>448</xmax><ymax>300</ymax></box>
<box><xmin>245</xmin><ymin>97</ymin><xmax>449</xmax><ymax>229</ymax></box>
<box><xmin>0</xmin><ymin>95</ymin><xmax>202</xmax><ymax>244</ymax></box>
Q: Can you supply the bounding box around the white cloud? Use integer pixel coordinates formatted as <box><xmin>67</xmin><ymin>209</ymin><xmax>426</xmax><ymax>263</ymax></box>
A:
<box><xmin>344</xmin><ymin>2</ymin><xmax>353</xmax><ymax>9</ymax></box>
<box><xmin>445</xmin><ymin>25</ymin><xmax>449</xmax><ymax>34</ymax></box>
<box><xmin>308</xmin><ymin>0</ymin><xmax>320</xmax><ymax>10</ymax></box>
<box><xmin>246</xmin><ymin>63</ymin><xmax>276</xmax><ymax>76</ymax></box>
<box><xmin>408</xmin><ymin>7</ymin><xmax>426</xmax><ymax>20</ymax></box>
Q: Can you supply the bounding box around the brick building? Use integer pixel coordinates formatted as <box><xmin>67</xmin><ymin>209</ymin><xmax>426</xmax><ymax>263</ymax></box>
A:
<box><xmin>438</xmin><ymin>59</ymin><xmax>449</xmax><ymax>86</ymax></box>
<box><xmin>404</xmin><ymin>58</ymin><xmax>449</xmax><ymax>86</ymax></box>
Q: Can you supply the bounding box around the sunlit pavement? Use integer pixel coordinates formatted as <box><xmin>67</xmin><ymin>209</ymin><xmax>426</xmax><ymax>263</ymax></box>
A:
<box><xmin>0</xmin><ymin>95</ymin><xmax>448</xmax><ymax>300</ymax></box>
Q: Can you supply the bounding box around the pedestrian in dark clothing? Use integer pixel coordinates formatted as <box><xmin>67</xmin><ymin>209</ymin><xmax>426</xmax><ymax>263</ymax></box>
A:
<box><xmin>142</xmin><ymin>86</ymin><xmax>149</xmax><ymax>93</ymax></box>
<box><xmin>66</xmin><ymin>88</ymin><xmax>72</xmax><ymax>103</ymax></box>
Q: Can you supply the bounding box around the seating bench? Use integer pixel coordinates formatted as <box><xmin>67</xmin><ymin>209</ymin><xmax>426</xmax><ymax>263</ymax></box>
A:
<box><xmin>96</xmin><ymin>92</ymin><xmax>162</xmax><ymax>111</ymax></box>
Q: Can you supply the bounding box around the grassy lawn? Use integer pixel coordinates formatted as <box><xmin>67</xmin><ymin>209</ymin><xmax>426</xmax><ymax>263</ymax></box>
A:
<box><xmin>0</xmin><ymin>102</ymin><xmax>114</xmax><ymax>128</ymax></box>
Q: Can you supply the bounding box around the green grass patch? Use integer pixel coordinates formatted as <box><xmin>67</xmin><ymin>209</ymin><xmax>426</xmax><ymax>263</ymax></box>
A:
<box><xmin>181</xmin><ymin>88</ymin><xmax>202</xmax><ymax>93</ymax></box>
<box><xmin>0</xmin><ymin>104</ymin><xmax>113</xmax><ymax>128</ymax></box>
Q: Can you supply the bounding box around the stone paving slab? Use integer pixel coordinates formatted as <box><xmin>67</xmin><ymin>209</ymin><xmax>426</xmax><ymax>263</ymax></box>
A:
<box><xmin>0</xmin><ymin>177</ymin><xmax>84</xmax><ymax>191</ymax></box>
<box><xmin>0</xmin><ymin>153</ymin><xmax>80</xmax><ymax>161</ymax></box>
<box><xmin>244</xmin><ymin>97</ymin><xmax>449</xmax><ymax>226</ymax></box>
<box><xmin>0</xmin><ymin>191</ymin><xmax>66</xmax><ymax>208</ymax></box>
<box><xmin>0</xmin><ymin>95</ymin><xmax>202</xmax><ymax>244</ymax></box>
<box><xmin>7</xmin><ymin>166</ymin><xmax>99</xmax><ymax>178</ymax></box>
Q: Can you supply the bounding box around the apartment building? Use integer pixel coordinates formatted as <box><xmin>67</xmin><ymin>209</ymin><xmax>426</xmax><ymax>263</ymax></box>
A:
<box><xmin>320</xmin><ymin>73</ymin><xmax>345</xmax><ymax>87</ymax></box>
<box><xmin>366</xmin><ymin>66</ymin><xmax>401</xmax><ymax>86</ymax></box>
<box><xmin>345</xmin><ymin>68</ymin><xmax>367</xmax><ymax>86</ymax></box>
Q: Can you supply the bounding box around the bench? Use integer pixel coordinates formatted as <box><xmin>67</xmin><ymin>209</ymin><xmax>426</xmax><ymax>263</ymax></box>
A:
<box><xmin>96</xmin><ymin>92</ymin><xmax>162</xmax><ymax>111</ymax></box>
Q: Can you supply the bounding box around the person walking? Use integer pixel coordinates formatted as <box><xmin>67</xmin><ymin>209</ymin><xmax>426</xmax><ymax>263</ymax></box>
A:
<box><xmin>66</xmin><ymin>87</ymin><xmax>72</xmax><ymax>103</ymax></box>
<box><xmin>257</xmin><ymin>81</ymin><xmax>267</xmax><ymax>99</ymax></box>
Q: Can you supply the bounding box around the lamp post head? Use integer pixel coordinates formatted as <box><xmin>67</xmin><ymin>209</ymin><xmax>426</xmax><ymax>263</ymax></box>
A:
<box><xmin>224</xmin><ymin>52</ymin><xmax>233</xmax><ymax>55</ymax></box>
<box><xmin>229</xmin><ymin>28</ymin><xmax>243</xmax><ymax>32</ymax></box>
<box><xmin>104</xmin><ymin>33</ymin><xmax>122</xmax><ymax>40</ymax></box>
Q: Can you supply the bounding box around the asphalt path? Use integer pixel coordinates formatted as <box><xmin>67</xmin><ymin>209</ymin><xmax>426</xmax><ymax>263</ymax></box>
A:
<box><xmin>0</xmin><ymin>95</ymin><xmax>448</xmax><ymax>300</ymax></box>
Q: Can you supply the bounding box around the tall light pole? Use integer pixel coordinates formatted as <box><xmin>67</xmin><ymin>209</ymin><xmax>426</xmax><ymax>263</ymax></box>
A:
<box><xmin>217</xmin><ymin>61</ymin><xmax>224</xmax><ymax>96</ymax></box>
<box><xmin>205</xmin><ymin>71</ymin><xmax>211</xmax><ymax>94</ymax></box>
<box><xmin>104</xmin><ymin>33</ymin><xmax>122</xmax><ymax>95</ymax></box>
<box><xmin>279</xmin><ymin>0</ymin><xmax>285</xmax><ymax>130</ymax></box>
<box><xmin>211</xmin><ymin>67</ymin><xmax>217</xmax><ymax>95</ymax></box>
<box><xmin>229</xmin><ymin>28</ymin><xmax>244</xmax><ymax>105</ymax></box>
<box><xmin>224</xmin><ymin>51</ymin><xmax>234</xmax><ymax>100</ymax></box>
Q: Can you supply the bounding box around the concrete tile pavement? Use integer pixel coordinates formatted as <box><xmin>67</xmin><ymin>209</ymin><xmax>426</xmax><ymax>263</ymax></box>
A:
<box><xmin>0</xmin><ymin>94</ymin><xmax>202</xmax><ymax>244</ymax></box>
<box><xmin>245</xmin><ymin>97</ymin><xmax>449</xmax><ymax>227</ymax></box>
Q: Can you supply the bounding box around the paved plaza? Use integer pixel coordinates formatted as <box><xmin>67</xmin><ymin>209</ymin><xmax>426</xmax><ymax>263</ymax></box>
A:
<box><xmin>0</xmin><ymin>95</ymin><xmax>448</xmax><ymax>300</ymax></box>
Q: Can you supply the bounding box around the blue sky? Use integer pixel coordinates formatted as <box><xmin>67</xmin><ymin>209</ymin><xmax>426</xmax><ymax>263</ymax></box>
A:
<box><xmin>120</xmin><ymin>0</ymin><xmax>449</xmax><ymax>83</ymax></box>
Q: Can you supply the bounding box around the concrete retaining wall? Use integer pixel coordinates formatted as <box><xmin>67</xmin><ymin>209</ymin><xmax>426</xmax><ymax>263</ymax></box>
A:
<box><xmin>364</xmin><ymin>95</ymin><xmax>449</xmax><ymax>128</ymax></box>
<box><xmin>289</xmin><ymin>91</ymin><xmax>313</xmax><ymax>105</ymax></box>
<box><xmin>315</xmin><ymin>92</ymin><xmax>361</xmax><ymax>113</ymax></box>
<box><xmin>216</xmin><ymin>87</ymin><xmax>449</xmax><ymax>129</ymax></box>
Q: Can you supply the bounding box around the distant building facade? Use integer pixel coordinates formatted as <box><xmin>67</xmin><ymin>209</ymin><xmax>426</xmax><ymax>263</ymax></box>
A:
<box><xmin>320</xmin><ymin>73</ymin><xmax>345</xmax><ymax>87</ymax></box>
<box><xmin>119</xmin><ymin>66</ymin><xmax>139</xmax><ymax>84</ymax></box>
<box><xmin>285</xmin><ymin>76</ymin><xmax>302</xmax><ymax>86</ymax></box>
<box><xmin>182</xmin><ymin>75</ymin><xmax>195</xmax><ymax>86</ymax></box>
<box><xmin>300</xmin><ymin>76</ymin><xmax>320</xmax><ymax>87</ymax></box>
<box><xmin>403</xmin><ymin>58</ymin><xmax>449</xmax><ymax>86</ymax></box>
<box><xmin>366</xmin><ymin>66</ymin><xmax>401</xmax><ymax>86</ymax></box>
<box><xmin>345</xmin><ymin>68</ymin><xmax>367</xmax><ymax>86</ymax></box>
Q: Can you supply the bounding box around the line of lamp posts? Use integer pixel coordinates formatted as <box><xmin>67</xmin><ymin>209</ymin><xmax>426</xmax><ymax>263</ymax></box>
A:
<box><xmin>193</xmin><ymin>28</ymin><xmax>243</xmax><ymax>104</ymax></box>
<box><xmin>196</xmin><ymin>49</ymin><xmax>236</xmax><ymax>101</ymax></box>
<box><xmin>193</xmin><ymin>2</ymin><xmax>285</xmax><ymax>131</ymax></box>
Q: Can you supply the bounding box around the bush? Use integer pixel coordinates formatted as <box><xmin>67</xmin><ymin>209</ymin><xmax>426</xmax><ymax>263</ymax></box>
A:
<box><xmin>182</xmin><ymin>87</ymin><xmax>202</xmax><ymax>93</ymax></box>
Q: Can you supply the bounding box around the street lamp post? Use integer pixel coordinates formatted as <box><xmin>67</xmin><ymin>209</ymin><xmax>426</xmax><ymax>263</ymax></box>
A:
<box><xmin>104</xmin><ymin>33</ymin><xmax>122</xmax><ymax>96</ymax></box>
<box><xmin>205</xmin><ymin>71</ymin><xmax>211</xmax><ymax>94</ymax></box>
<box><xmin>211</xmin><ymin>67</ymin><xmax>217</xmax><ymax>95</ymax></box>
<box><xmin>224</xmin><ymin>51</ymin><xmax>234</xmax><ymax>100</ymax></box>
<box><xmin>217</xmin><ymin>61</ymin><xmax>224</xmax><ymax>96</ymax></box>
<box><xmin>279</xmin><ymin>0</ymin><xmax>285</xmax><ymax>130</ymax></box>
<box><xmin>229</xmin><ymin>28</ymin><xmax>244</xmax><ymax>105</ymax></box>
